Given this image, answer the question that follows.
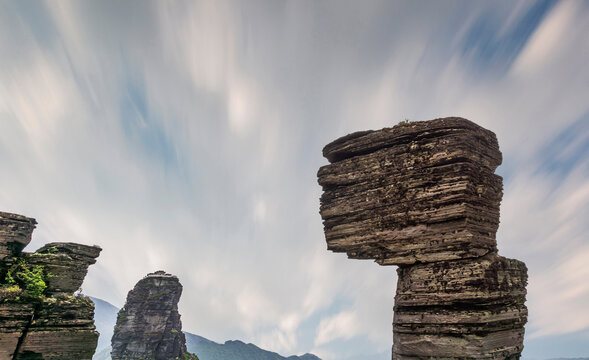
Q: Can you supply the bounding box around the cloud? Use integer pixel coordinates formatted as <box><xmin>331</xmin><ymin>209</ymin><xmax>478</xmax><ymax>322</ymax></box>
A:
<box><xmin>499</xmin><ymin>151</ymin><xmax>589</xmax><ymax>339</ymax></box>
<box><xmin>315</xmin><ymin>311</ymin><xmax>360</xmax><ymax>346</ymax></box>
<box><xmin>1</xmin><ymin>1</ymin><xmax>588</xmax><ymax>359</ymax></box>
<box><xmin>511</xmin><ymin>0</ymin><xmax>576</xmax><ymax>75</ymax></box>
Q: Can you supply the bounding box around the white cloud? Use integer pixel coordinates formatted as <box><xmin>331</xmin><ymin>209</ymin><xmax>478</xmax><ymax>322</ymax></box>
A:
<box><xmin>259</xmin><ymin>327</ymin><xmax>299</xmax><ymax>355</ymax></box>
<box><xmin>511</xmin><ymin>0</ymin><xmax>577</xmax><ymax>75</ymax></box>
<box><xmin>498</xmin><ymin>154</ymin><xmax>589</xmax><ymax>339</ymax></box>
<box><xmin>252</xmin><ymin>196</ymin><xmax>267</xmax><ymax>223</ymax></box>
<box><xmin>1</xmin><ymin>1</ymin><xmax>588</xmax><ymax>359</ymax></box>
<box><xmin>228</xmin><ymin>76</ymin><xmax>260</xmax><ymax>135</ymax></box>
<box><xmin>315</xmin><ymin>310</ymin><xmax>360</xmax><ymax>346</ymax></box>
<box><xmin>527</xmin><ymin>244</ymin><xmax>589</xmax><ymax>338</ymax></box>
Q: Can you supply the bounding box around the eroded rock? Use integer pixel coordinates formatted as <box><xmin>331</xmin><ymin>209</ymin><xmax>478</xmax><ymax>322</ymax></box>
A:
<box><xmin>15</xmin><ymin>296</ymin><xmax>99</xmax><ymax>360</ymax></box>
<box><xmin>111</xmin><ymin>271</ymin><xmax>197</xmax><ymax>360</ymax></box>
<box><xmin>393</xmin><ymin>253</ymin><xmax>528</xmax><ymax>359</ymax></box>
<box><xmin>317</xmin><ymin>117</ymin><xmax>528</xmax><ymax>359</ymax></box>
<box><xmin>26</xmin><ymin>242</ymin><xmax>101</xmax><ymax>296</ymax></box>
<box><xmin>0</xmin><ymin>212</ymin><xmax>36</xmax><ymax>262</ymax></box>
<box><xmin>0</xmin><ymin>303</ymin><xmax>34</xmax><ymax>360</ymax></box>
<box><xmin>318</xmin><ymin>118</ymin><xmax>503</xmax><ymax>265</ymax></box>
<box><xmin>0</xmin><ymin>211</ymin><xmax>101</xmax><ymax>360</ymax></box>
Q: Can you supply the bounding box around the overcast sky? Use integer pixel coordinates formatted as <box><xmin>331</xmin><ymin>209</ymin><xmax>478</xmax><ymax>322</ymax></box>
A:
<box><xmin>1</xmin><ymin>1</ymin><xmax>588</xmax><ymax>359</ymax></box>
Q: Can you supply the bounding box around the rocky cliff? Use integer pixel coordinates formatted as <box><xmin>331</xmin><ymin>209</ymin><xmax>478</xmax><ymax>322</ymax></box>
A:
<box><xmin>317</xmin><ymin>117</ymin><xmax>528</xmax><ymax>359</ymax></box>
<box><xmin>111</xmin><ymin>271</ymin><xmax>198</xmax><ymax>360</ymax></box>
<box><xmin>0</xmin><ymin>211</ymin><xmax>102</xmax><ymax>360</ymax></box>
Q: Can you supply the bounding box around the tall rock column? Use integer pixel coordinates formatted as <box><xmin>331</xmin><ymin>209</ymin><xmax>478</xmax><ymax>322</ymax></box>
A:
<box><xmin>317</xmin><ymin>117</ymin><xmax>528</xmax><ymax>359</ymax></box>
<box><xmin>111</xmin><ymin>271</ymin><xmax>198</xmax><ymax>360</ymax></box>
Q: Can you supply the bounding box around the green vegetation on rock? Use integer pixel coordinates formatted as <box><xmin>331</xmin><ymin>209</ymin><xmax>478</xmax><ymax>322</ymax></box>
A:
<box><xmin>1</xmin><ymin>258</ymin><xmax>47</xmax><ymax>301</ymax></box>
<box><xmin>183</xmin><ymin>352</ymin><xmax>199</xmax><ymax>360</ymax></box>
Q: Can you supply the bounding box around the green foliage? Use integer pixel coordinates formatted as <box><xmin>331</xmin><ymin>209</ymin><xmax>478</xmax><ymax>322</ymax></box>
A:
<box><xmin>45</xmin><ymin>246</ymin><xmax>59</xmax><ymax>254</ymax></box>
<box><xmin>0</xmin><ymin>284</ymin><xmax>22</xmax><ymax>301</ymax></box>
<box><xmin>1</xmin><ymin>259</ymin><xmax>47</xmax><ymax>300</ymax></box>
<box><xmin>171</xmin><ymin>329</ymin><xmax>179</xmax><ymax>334</ymax></box>
<box><xmin>114</xmin><ymin>310</ymin><xmax>126</xmax><ymax>332</ymax></box>
<box><xmin>396</xmin><ymin>118</ymin><xmax>412</xmax><ymax>126</ymax></box>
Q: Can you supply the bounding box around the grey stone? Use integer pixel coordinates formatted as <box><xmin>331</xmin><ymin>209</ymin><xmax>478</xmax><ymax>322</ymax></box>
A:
<box><xmin>111</xmin><ymin>271</ymin><xmax>196</xmax><ymax>360</ymax></box>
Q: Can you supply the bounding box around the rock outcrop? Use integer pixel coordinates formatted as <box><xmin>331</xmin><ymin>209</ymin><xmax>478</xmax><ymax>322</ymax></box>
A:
<box><xmin>317</xmin><ymin>117</ymin><xmax>528</xmax><ymax>359</ymax></box>
<box><xmin>0</xmin><ymin>212</ymin><xmax>37</xmax><ymax>262</ymax></box>
<box><xmin>0</xmin><ymin>211</ymin><xmax>102</xmax><ymax>360</ymax></box>
<box><xmin>26</xmin><ymin>242</ymin><xmax>102</xmax><ymax>296</ymax></box>
<box><xmin>111</xmin><ymin>271</ymin><xmax>198</xmax><ymax>360</ymax></box>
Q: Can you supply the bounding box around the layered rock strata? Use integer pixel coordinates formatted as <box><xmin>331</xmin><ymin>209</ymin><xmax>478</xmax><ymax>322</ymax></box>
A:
<box><xmin>0</xmin><ymin>211</ymin><xmax>101</xmax><ymax>360</ymax></box>
<box><xmin>317</xmin><ymin>117</ymin><xmax>528</xmax><ymax>359</ymax></box>
<box><xmin>15</xmin><ymin>296</ymin><xmax>100</xmax><ymax>359</ymax></box>
<box><xmin>26</xmin><ymin>242</ymin><xmax>102</xmax><ymax>296</ymax></box>
<box><xmin>0</xmin><ymin>212</ymin><xmax>37</xmax><ymax>262</ymax></box>
<box><xmin>111</xmin><ymin>271</ymin><xmax>198</xmax><ymax>360</ymax></box>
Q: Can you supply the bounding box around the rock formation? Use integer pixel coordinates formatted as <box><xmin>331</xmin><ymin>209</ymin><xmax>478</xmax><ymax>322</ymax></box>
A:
<box><xmin>317</xmin><ymin>117</ymin><xmax>528</xmax><ymax>359</ymax></box>
<box><xmin>0</xmin><ymin>212</ymin><xmax>37</xmax><ymax>262</ymax></box>
<box><xmin>111</xmin><ymin>270</ymin><xmax>198</xmax><ymax>360</ymax></box>
<box><xmin>0</xmin><ymin>211</ymin><xmax>102</xmax><ymax>360</ymax></box>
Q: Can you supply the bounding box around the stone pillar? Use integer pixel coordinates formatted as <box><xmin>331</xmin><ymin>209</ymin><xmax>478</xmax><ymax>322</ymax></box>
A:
<box><xmin>111</xmin><ymin>271</ymin><xmax>197</xmax><ymax>360</ymax></box>
<box><xmin>317</xmin><ymin>117</ymin><xmax>528</xmax><ymax>359</ymax></box>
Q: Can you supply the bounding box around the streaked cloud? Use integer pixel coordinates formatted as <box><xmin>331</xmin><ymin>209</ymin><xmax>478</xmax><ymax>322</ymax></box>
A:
<box><xmin>0</xmin><ymin>1</ymin><xmax>587</xmax><ymax>359</ymax></box>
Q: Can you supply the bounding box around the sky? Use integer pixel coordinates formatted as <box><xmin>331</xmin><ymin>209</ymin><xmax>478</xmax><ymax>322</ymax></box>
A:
<box><xmin>0</xmin><ymin>1</ymin><xmax>588</xmax><ymax>359</ymax></box>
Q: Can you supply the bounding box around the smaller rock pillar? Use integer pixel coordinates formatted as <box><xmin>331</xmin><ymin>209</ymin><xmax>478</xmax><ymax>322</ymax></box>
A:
<box><xmin>111</xmin><ymin>271</ymin><xmax>197</xmax><ymax>360</ymax></box>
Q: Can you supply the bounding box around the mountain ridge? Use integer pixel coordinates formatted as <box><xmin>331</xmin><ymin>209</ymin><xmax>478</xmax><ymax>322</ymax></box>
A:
<box><xmin>89</xmin><ymin>296</ymin><xmax>587</xmax><ymax>360</ymax></box>
<box><xmin>90</xmin><ymin>296</ymin><xmax>321</xmax><ymax>360</ymax></box>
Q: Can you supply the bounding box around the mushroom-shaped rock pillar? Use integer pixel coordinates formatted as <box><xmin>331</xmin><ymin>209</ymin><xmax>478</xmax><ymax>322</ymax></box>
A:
<box><xmin>317</xmin><ymin>117</ymin><xmax>528</xmax><ymax>359</ymax></box>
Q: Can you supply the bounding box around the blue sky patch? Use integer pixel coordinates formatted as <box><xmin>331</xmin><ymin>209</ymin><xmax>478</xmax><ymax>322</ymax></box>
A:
<box><xmin>462</xmin><ymin>0</ymin><xmax>557</xmax><ymax>74</ymax></box>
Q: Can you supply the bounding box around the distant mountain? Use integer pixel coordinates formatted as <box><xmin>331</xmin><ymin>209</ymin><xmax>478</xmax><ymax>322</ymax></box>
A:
<box><xmin>89</xmin><ymin>296</ymin><xmax>119</xmax><ymax>357</ymax></box>
<box><xmin>184</xmin><ymin>332</ymin><xmax>320</xmax><ymax>360</ymax></box>
<box><xmin>89</xmin><ymin>296</ymin><xmax>589</xmax><ymax>360</ymax></box>
<box><xmin>89</xmin><ymin>296</ymin><xmax>118</xmax><ymax>360</ymax></box>
<box><xmin>90</xmin><ymin>296</ymin><xmax>321</xmax><ymax>360</ymax></box>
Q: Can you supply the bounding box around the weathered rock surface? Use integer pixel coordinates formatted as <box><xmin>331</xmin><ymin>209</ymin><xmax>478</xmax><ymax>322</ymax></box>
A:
<box><xmin>0</xmin><ymin>212</ymin><xmax>36</xmax><ymax>262</ymax></box>
<box><xmin>0</xmin><ymin>211</ymin><xmax>101</xmax><ymax>360</ymax></box>
<box><xmin>0</xmin><ymin>303</ymin><xmax>34</xmax><ymax>360</ymax></box>
<box><xmin>15</xmin><ymin>296</ymin><xmax>99</xmax><ymax>360</ymax></box>
<box><xmin>111</xmin><ymin>271</ymin><xmax>197</xmax><ymax>360</ymax></box>
<box><xmin>26</xmin><ymin>242</ymin><xmax>102</xmax><ymax>296</ymax></box>
<box><xmin>317</xmin><ymin>117</ymin><xmax>528</xmax><ymax>359</ymax></box>
<box><xmin>393</xmin><ymin>253</ymin><xmax>528</xmax><ymax>359</ymax></box>
<box><xmin>318</xmin><ymin>118</ymin><xmax>502</xmax><ymax>265</ymax></box>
